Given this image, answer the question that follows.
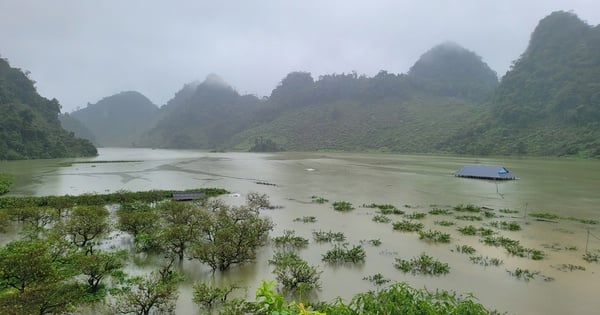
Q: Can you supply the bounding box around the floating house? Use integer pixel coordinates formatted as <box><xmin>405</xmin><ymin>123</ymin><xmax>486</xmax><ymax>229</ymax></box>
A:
<box><xmin>172</xmin><ymin>192</ymin><xmax>206</xmax><ymax>201</ymax></box>
<box><xmin>455</xmin><ymin>165</ymin><xmax>517</xmax><ymax>180</ymax></box>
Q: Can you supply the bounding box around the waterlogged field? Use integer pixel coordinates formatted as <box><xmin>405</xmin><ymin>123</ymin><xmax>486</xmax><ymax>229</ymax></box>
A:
<box><xmin>1</xmin><ymin>148</ymin><xmax>600</xmax><ymax>314</ymax></box>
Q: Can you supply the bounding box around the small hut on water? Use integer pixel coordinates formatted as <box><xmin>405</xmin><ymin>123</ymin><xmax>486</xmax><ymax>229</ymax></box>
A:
<box><xmin>455</xmin><ymin>165</ymin><xmax>517</xmax><ymax>180</ymax></box>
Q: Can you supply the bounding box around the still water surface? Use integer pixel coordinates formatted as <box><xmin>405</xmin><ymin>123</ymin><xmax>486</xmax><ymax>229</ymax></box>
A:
<box><xmin>1</xmin><ymin>148</ymin><xmax>599</xmax><ymax>314</ymax></box>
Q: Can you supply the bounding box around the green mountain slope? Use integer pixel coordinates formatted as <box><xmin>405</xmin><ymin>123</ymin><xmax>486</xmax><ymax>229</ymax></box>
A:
<box><xmin>59</xmin><ymin>113</ymin><xmax>97</xmax><ymax>145</ymax></box>
<box><xmin>443</xmin><ymin>11</ymin><xmax>600</xmax><ymax>157</ymax></box>
<box><xmin>138</xmin><ymin>75</ymin><xmax>264</xmax><ymax>149</ymax></box>
<box><xmin>71</xmin><ymin>91</ymin><xmax>158</xmax><ymax>147</ymax></box>
<box><xmin>0</xmin><ymin>58</ymin><xmax>97</xmax><ymax>160</ymax></box>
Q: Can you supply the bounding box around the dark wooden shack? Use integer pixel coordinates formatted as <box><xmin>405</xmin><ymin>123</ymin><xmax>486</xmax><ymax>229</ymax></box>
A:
<box><xmin>455</xmin><ymin>165</ymin><xmax>517</xmax><ymax>180</ymax></box>
<box><xmin>172</xmin><ymin>192</ymin><xmax>206</xmax><ymax>201</ymax></box>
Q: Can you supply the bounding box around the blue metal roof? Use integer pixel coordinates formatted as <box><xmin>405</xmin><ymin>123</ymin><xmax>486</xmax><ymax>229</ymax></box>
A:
<box><xmin>455</xmin><ymin>165</ymin><xmax>516</xmax><ymax>180</ymax></box>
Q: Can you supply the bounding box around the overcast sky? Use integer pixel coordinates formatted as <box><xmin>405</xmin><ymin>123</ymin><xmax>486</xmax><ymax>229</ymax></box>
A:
<box><xmin>1</xmin><ymin>0</ymin><xmax>598</xmax><ymax>112</ymax></box>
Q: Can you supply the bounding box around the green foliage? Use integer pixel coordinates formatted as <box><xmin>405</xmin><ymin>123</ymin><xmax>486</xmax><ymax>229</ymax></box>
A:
<box><xmin>273</xmin><ymin>230</ymin><xmax>309</xmax><ymax>250</ymax></box>
<box><xmin>435</xmin><ymin>220</ymin><xmax>455</xmax><ymax>226</ymax></box>
<box><xmin>429</xmin><ymin>207</ymin><xmax>452</xmax><ymax>215</ymax></box>
<box><xmin>489</xmin><ymin>221</ymin><xmax>521</xmax><ymax>231</ymax></box>
<box><xmin>0</xmin><ymin>58</ymin><xmax>97</xmax><ymax>160</ymax></box>
<box><xmin>61</xmin><ymin>205</ymin><xmax>110</xmax><ymax>254</ymax></box>
<box><xmin>455</xmin><ymin>245</ymin><xmax>476</xmax><ymax>254</ymax></box>
<box><xmin>312</xmin><ymin>230</ymin><xmax>346</xmax><ymax>243</ymax></box>
<box><xmin>404</xmin><ymin>212</ymin><xmax>426</xmax><ymax>220</ymax></box>
<box><xmin>332</xmin><ymin>201</ymin><xmax>354</xmax><ymax>212</ymax></box>
<box><xmin>192</xmin><ymin>282</ymin><xmax>240</xmax><ymax>312</ymax></box>
<box><xmin>372</xmin><ymin>214</ymin><xmax>391</xmax><ymax>223</ymax></box>
<box><xmin>362</xmin><ymin>273</ymin><xmax>391</xmax><ymax>286</ymax></box>
<box><xmin>0</xmin><ymin>174</ymin><xmax>13</xmax><ymax>196</ymax></box>
<box><xmin>318</xmin><ymin>282</ymin><xmax>491</xmax><ymax>314</ymax></box>
<box><xmin>363</xmin><ymin>203</ymin><xmax>404</xmax><ymax>215</ymax></box>
<box><xmin>583</xmin><ymin>252</ymin><xmax>600</xmax><ymax>263</ymax></box>
<box><xmin>453</xmin><ymin>204</ymin><xmax>481</xmax><ymax>212</ymax></box>
<box><xmin>310</xmin><ymin>196</ymin><xmax>328</xmax><ymax>204</ymax></box>
<box><xmin>392</xmin><ymin>220</ymin><xmax>424</xmax><ymax>232</ymax></box>
<box><xmin>507</xmin><ymin>268</ymin><xmax>539</xmax><ymax>282</ymax></box>
<box><xmin>394</xmin><ymin>253</ymin><xmax>450</xmax><ymax>276</ymax></box>
<box><xmin>499</xmin><ymin>208</ymin><xmax>519</xmax><ymax>214</ymax></box>
<box><xmin>469</xmin><ymin>255</ymin><xmax>503</xmax><ymax>267</ymax></box>
<box><xmin>112</xmin><ymin>266</ymin><xmax>182</xmax><ymax>315</ymax></box>
<box><xmin>322</xmin><ymin>244</ymin><xmax>366</xmax><ymax>264</ymax></box>
<box><xmin>418</xmin><ymin>230</ymin><xmax>451</xmax><ymax>243</ymax></box>
<box><xmin>458</xmin><ymin>225</ymin><xmax>494</xmax><ymax>236</ymax></box>
<box><xmin>270</xmin><ymin>252</ymin><xmax>322</xmax><ymax>292</ymax></box>
<box><xmin>189</xmin><ymin>201</ymin><xmax>274</xmax><ymax>272</ymax></box>
<box><xmin>481</xmin><ymin>236</ymin><xmax>545</xmax><ymax>260</ymax></box>
<box><xmin>455</xmin><ymin>215</ymin><xmax>483</xmax><ymax>221</ymax></box>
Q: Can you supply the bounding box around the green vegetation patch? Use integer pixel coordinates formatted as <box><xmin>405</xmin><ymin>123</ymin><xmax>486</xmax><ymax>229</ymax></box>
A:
<box><xmin>363</xmin><ymin>203</ymin><xmax>404</xmax><ymax>215</ymax></box>
<box><xmin>435</xmin><ymin>220</ymin><xmax>455</xmax><ymax>226</ymax></box>
<box><xmin>453</xmin><ymin>204</ymin><xmax>481</xmax><ymax>213</ymax></box>
<box><xmin>392</xmin><ymin>220</ymin><xmax>424</xmax><ymax>232</ymax></box>
<box><xmin>394</xmin><ymin>253</ymin><xmax>450</xmax><ymax>276</ymax></box>
<box><xmin>529</xmin><ymin>212</ymin><xmax>598</xmax><ymax>225</ymax></box>
<box><xmin>455</xmin><ymin>215</ymin><xmax>483</xmax><ymax>221</ymax></box>
<box><xmin>372</xmin><ymin>214</ymin><xmax>392</xmax><ymax>223</ymax></box>
<box><xmin>418</xmin><ymin>230</ymin><xmax>451</xmax><ymax>243</ymax></box>
<box><xmin>0</xmin><ymin>174</ymin><xmax>14</xmax><ymax>196</ymax></box>
<box><xmin>429</xmin><ymin>208</ymin><xmax>453</xmax><ymax>215</ymax></box>
<box><xmin>458</xmin><ymin>225</ymin><xmax>494</xmax><ymax>236</ymax></box>
<box><xmin>481</xmin><ymin>236</ymin><xmax>545</xmax><ymax>260</ymax></box>
<box><xmin>507</xmin><ymin>268</ymin><xmax>540</xmax><ymax>282</ymax></box>
<box><xmin>499</xmin><ymin>208</ymin><xmax>519</xmax><ymax>214</ymax></box>
<box><xmin>322</xmin><ymin>244</ymin><xmax>366</xmax><ymax>264</ymax></box>
<box><xmin>272</xmin><ymin>230</ymin><xmax>309</xmax><ymax>250</ymax></box>
<box><xmin>312</xmin><ymin>230</ymin><xmax>346</xmax><ymax>243</ymax></box>
<box><xmin>469</xmin><ymin>255</ymin><xmax>503</xmax><ymax>267</ymax></box>
<box><xmin>362</xmin><ymin>273</ymin><xmax>391</xmax><ymax>286</ymax></box>
<box><xmin>405</xmin><ymin>212</ymin><xmax>427</xmax><ymax>220</ymax></box>
<box><xmin>311</xmin><ymin>196</ymin><xmax>329</xmax><ymax>204</ymax></box>
<box><xmin>332</xmin><ymin>201</ymin><xmax>354</xmax><ymax>212</ymax></box>
<box><xmin>455</xmin><ymin>245</ymin><xmax>476</xmax><ymax>254</ymax></box>
<box><xmin>490</xmin><ymin>221</ymin><xmax>521</xmax><ymax>231</ymax></box>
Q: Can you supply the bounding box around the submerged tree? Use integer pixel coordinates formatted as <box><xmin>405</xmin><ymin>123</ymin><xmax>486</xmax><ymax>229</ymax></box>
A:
<box><xmin>189</xmin><ymin>201</ymin><xmax>273</xmax><ymax>272</ymax></box>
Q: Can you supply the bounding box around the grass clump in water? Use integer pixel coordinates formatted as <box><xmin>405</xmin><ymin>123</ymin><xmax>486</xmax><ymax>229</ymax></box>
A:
<box><xmin>583</xmin><ymin>252</ymin><xmax>600</xmax><ymax>263</ymax></box>
<box><xmin>418</xmin><ymin>230</ymin><xmax>451</xmax><ymax>243</ymax></box>
<box><xmin>311</xmin><ymin>196</ymin><xmax>329</xmax><ymax>204</ymax></box>
<box><xmin>482</xmin><ymin>236</ymin><xmax>545</xmax><ymax>260</ymax></box>
<box><xmin>392</xmin><ymin>220</ymin><xmax>424</xmax><ymax>232</ymax></box>
<box><xmin>507</xmin><ymin>268</ymin><xmax>539</xmax><ymax>281</ymax></box>
<box><xmin>458</xmin><ymin>225</ymin><xmax>494</xmax><ymax>236</ymax></box>
<box><xmin>404</xmin><ymin>212</ymin><xmax>426</xmax><ymax>220</ymax></box>
<box><xmin>469</xmin><ymin>255</ymin><xmax>503</xmax><ymax>267</ymax></box>
<box><xmin>455</xmin><ymin>215</ymin><xmax>483</xmax><ymax>221</ymax></box>
<box><xmin>372</xmin><ymin>214</ymin><xmax>391</xmax><ymax>223</ymax></box>
<box><xmin>293</xmin><ymin>216</ymin><xmax>317</xmax><ymax>223</ymax></box>
<box><xmin>455</xmin><ymin>245</ymin><xmax>476</xmax><ymax>254</ymax></box>
<box><xmin>499</xmin><ymin>208</ymin><xmax>519</xmax><ymax>214</ymax></box>
<box><xmin>312</xmin><ymin>230</ymin><xmax>346</xmax><ymax>243</ymax></box>
<box><xmin>363</xmin><ymin>203</ymin><xmax>404</xmax><ymax>215</ymax></box>
<box><xmin>489</xmin><ymin>221</ymin><xmax>521</xmax><ymax>231</ymax></box>
<box><xmin>332</xmin><ymin>201</ymin><xmax>354</xmax><ymax>212</ymax></box>
<box><xmin>453</xmin><ymin>204</ymin><xmax>481</xmax><ymax>213</ymax></box>
<box><xmin>435</xmin><ymin>220</ymin><xmax>455</xmax><ymax>226</ymax></box>
<box><xmin>394</xmin><ymin>253</ymin><xmax>450</xmax><ymax>276</ymax></box>
<box><xmin>429</xmin><ymin>208</ymin><xmax>452</xmax><ymax>215</ymax></box>
<box><xmin>322</xmin><ymin>244</ymin><xmax>366</xmax><ymax>264</ymax></box>
<box><xmin>272</xmin><ymin>230</ymin><xmax>309</xmax><ymax>250</ymax></box>
<box><xmin>362</xmin><ymin>273</ymin><xmax>391</xmax><ymax>286</ymax></box>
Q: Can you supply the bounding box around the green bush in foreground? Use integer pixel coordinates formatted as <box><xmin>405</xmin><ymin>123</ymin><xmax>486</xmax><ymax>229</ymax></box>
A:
<box><xmin>0</xmin><ymin>174</ymin><xmax>13</xmax><ymax>196</ymax></box>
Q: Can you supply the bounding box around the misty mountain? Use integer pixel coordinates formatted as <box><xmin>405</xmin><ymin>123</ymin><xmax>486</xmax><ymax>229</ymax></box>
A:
<box><xmin>407</xmin><ymin>42</ymin><xmax>498</xmax><ymax>101</ymax></box>
<box><xmin>59</xmin><ymin>113</ymin><xmax>97</xmax><ymax>145</ymax></box>
<box><xmin>443</xmin><ymin>11</ymin><xmax>600</xmax><ymax>157</ymax></box>
<box><xmin>70</xmin><ymin>91</ymin><xmax>159</xmax><ymax>147</ymax></box>
<box><xmin>0</xmin><ymin>57</ymin><xmax>96</xmax><ymax>160</ymax></box>
<box><xmin>138</xmin><ymin>75</ymin><xmax>264</xmax><ymax>149</ymax></box>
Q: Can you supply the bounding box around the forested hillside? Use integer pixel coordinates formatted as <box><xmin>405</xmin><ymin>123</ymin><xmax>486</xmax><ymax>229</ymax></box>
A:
<box><xmin>70</xmin><ymin>91</ymin><xmax>159</xmax><ymax>147</ymax></box>
<box><xmin>138</xmin><ymin>74</ymin><xmax>264</xmax><ymax>149</ymax></box>
<box><xmin>60</xmin><ymin>11</ymin><xmax>600</xmax><ymax>157</ymax></box>
<box><xmin>0</xmin><ymin>58</ymin><xmax>96</xmax><ymax>160</ymax></box>
<box><xmin>441</xmin><ymin>11</ymin><xmax>600</xmax><ymax>157</ymax></box>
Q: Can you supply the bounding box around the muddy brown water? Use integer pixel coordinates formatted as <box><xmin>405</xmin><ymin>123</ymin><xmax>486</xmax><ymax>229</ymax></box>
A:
<box><xmin>1</xmin><ymin>148</ymin><xmax>599</xmax><ymax>314</ymax></box>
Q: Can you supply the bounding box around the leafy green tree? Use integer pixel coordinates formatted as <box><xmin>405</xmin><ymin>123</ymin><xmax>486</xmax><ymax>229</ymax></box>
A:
<box><xmin>62</xmin><ymin>205</ymin><xmax>110</xmax><ymax>254</ymax></box>
<box><xmin>157</xmin><ymin>201</ymin><xmax>205</xmax><ymax>261</ymax></box>
<box><xmin>112</xmin><ymin>266</ymin><xmax>181</xmax><ymax>315</ymax></box>
<box><xmin>190</xmin><ymin>201</ymin><xmax>273</xmax><ymax>272</ymax></box>
<box><xmin>192</xmin><ymin>282</ymin><xmax>240</xmax><ymax>312</ymax></box>
<box><xmin>75</xmin><ymin>250</ymin><xmax>127</xmax><ymax>292</ymax></box>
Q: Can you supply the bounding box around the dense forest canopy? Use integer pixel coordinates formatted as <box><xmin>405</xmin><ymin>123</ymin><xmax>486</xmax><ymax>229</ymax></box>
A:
<box><xmin>0</xmin><ymin>58</ymin><xmax>96</xmax><ymax>160</ymax></box>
